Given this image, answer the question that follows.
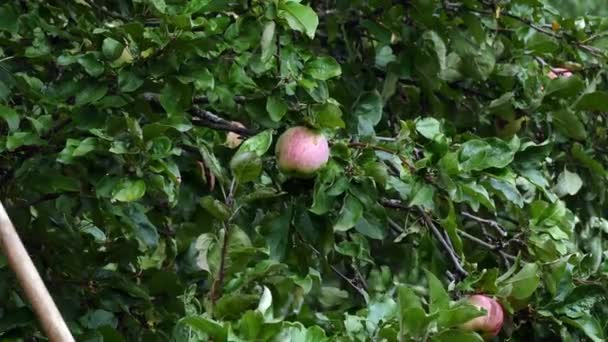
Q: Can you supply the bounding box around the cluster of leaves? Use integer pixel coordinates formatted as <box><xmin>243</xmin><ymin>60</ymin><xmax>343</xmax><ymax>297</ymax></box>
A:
<box><xmin>547</xmin><ymin>0</ymin><xmax>608</xmax><ymax>17</ymax></box>
<box><xmin>1</xmin><ymin>0</ymin><xmax>608</xmax><ymax>341</ymax></box>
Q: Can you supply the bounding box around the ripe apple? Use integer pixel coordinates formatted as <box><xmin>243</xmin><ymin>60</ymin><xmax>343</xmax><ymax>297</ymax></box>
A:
<box><xmin>275</xmin><ymin>126</ymin><xmax>329</xmax><ymax>178</ymax></box>
<box><xmin>461</xmin><ymin>295</ymin><xmax>504</xmax><ymax>339</ymax></box>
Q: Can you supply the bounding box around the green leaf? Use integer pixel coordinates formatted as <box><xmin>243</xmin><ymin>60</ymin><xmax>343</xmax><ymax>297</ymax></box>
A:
<box><xmin>459</xmin><ymin>138</ymin><xmax>515</xmax><ymax>172</ymax></box>
<box><xmin>229</xmin><ymin>64</ymin><xmax>257</xmax><ymax>89</ymax></box>
<box><xmin>354</xmin><ymin>91</ymin><xmax>383</xmax><ymax>137</ymax></box>
<box><xmin>112</xmin><ymin>179</ymin><xmax>147</xmax><ymax>202</ymax></box>
<box><xmin>122</xmin><ymin>204</ymin><xmax>160</xmax><ymax>249</ymax></box>
<box><xmin>355</xmin><ymin>215</ymin><xmax>385</xmax><ymax>240</ymax></box>
<box><xmin>78</xmin><ymin>53</ymin><xmax>105</xmax><ymax>77</ymax></box>
<box><xmin>575</xmin><ymin>91</ymin><xmax>608</xmax><ymax>112</ymax></box>
<box><xmin>409</xmin><ymin>184</ymin><xmax>435</xmax><ymax>210</ymax></box>
<box><xmin>278</xmin><ymin>2</ymin><xmax>319</xmax><ymax>39</ymax></box>
<box><xmin>235</xmin><ymin>129</ymin><xmax>273</xmax><ymax>157</ymax></box>
<box><xmin>118</xmin><ymin>70</ymin><xmax>144</xmax><ymax>93</ymax></box>
<box><xmin>421</xmin><ymin>31</ymin><xmax>447</xmax><ymax>74</ymax></box>
<box><xmin>0</xmin><ymin>4</ymin><xmax>19</xmax><ymax>33</ymax></box>
<box><xmin>304</xmin><ymin>56</ymin><xmax>342</xmax><ymax>80</ymax></box>
<box><xmin>432</xmin><ymin>330</ymin><xmax>484</xmax><ymax>342</ymax></box>
<box><xmin>526</xmin><ymin>32</ymin><xmax>559</xmax><ymax>54</ymax></box>
<box><xmin>416</xmin><ymin>117</ymin><xmax>442</xmax><ymax>140</ymax></box>
<box><xmin>266</xmin><ymin>96</ymin><xmax>288</xmax><ymax>122</ymax></box>
<box><xmin>102</xmin><ymin>38</ymin><xmax>125</xmax><ymax>61</ymax></box>
<box><xmin>260</xmin><ymin>205</ymin><xmax>292</xmax><ymax>261</ymax></box>
<box><xmin>0</xmin><ymin>104</ymin><xmax>19</xmax><ymax>132</ymax></box>
<box><xmin>230</xmin><ymin>151</ymin><xmax>262</xmax><ymax>183</ymax></box>
<box><xmin>426</xmin><ymin>271</ymin><xmax>450</xmax><ymax>313</ymax></box>
<box><xmin>6</xmin><ymin>132</ymin><xmax>43</xmax><ymax>151</ymax></box>
<box><xmin>160</xmin><ymin>81</ymin><xmax>190</xmax><ymax>115</ymax></box>
<box><xmin>499</xmin><ymin>263</ymin><xmax>540</xmax><ymax>300</ymax></box>
<box><xmin>461</xmin><ymin>47</ymin><xmax>496</xmax><ymax>81</ymax></box>
<box><xmin>552</xmin><ymin>109</ymin><xmax>587</xmax><ymax>140</ymax></box>
<box><xmin>260</xmin><ymin>21</ymin><xmax>276</xmax><ymax>63</ymax></box>
<box><xmin>238</xmin><ymin>311</ymin><xmax>264</xmax><ymax>340</ymax></box>
<box><xmin>75</xmin><ymin>84</ymin><xmax>108</xmax><ymax>105</ymax></box>
<box><xmin>397</xmin><ymin>286</ymin><xmax>429</xmax><ymax>337</ymax></box>
<box><xmin>149</xmin><ymin>0</ymin><xmax>167</xmax><ymax>13</ymax></box>
<box><xmin>545</xmin><ymin>75</ymin><xmax>585</xmax><ymax>98</ymax></box>
<box><xmin>367</xmin><ymin>296</ymin><xmax>397</xmax><ymax>327</ymax></box>
<box><xmin>200</xmin><ymin>196</ymin><xmax>231</xmax><ymax>221</ymax></box>
<box><xmin>334</xmin><ymin>194</ymin><xmax>363</xmax><ymax>232</ymax></box>
<box><xmin>571</xmin><ymin>143</ymin><xmax>607</xmax><ymax>179</ymax></box>
<box><xmin>555</xmin><ymin>169</ymin><xmax>583</xmax><ymax>197</ymax></box>
<box><xmin>375</xmin><ymin>46</ymin><xmax>396</xmax><ymax>68</ymax></box>
<box><xmin>562</xmin><ymin>314</ymin><xmax>605</xmax><ymax>342</ymax></box>
<box><xmin>194</xmin><ymin>68</ymin><xmax>214</xmax><ymax>91</ymax></box>
<box><xmin>58</xmin><ymin>138</ymin><xmax>97</xmax><ymax>164</ymax></box>
<box><xmin>80</xmin><ymin>310</ymin><xmax>117</xmax><ymax>329</ymax></box>
<box><xmin>451</xmin><ymin>181</ymin><xmax>495</xmax><ymax>212</ymax></box>
<box><xmin>312</xmin><ymin>103</ymin><xmax>344</xmax><ymax>129</ymax></box>
<box><xmin>485</xmin><ymin>177</ymin><xmax>524</xmax><ymax>208</ymax></box>
<box><xmin>178</xmin><ymin>316</ymin><xmax>227</xmax><ymax>341</ymax></box>
<box><xmin>437</xmin><ymin>304</ymin><xmax>486</xmax><ymax>329</ymax></box>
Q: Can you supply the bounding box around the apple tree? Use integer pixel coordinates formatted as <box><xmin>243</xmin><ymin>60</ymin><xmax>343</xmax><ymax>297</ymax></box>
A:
<box><xmin>0</xmin><ymin>0</ymin><xmax>608</xmax><ymax>341</ymax></box>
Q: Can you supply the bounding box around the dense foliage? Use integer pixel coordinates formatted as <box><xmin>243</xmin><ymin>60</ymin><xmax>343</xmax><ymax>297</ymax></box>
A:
<box><xmin>1</xmin><ymin>0</ymin><xmax>608</xmax><ymax>341</ymax></box>
<box><xmin>548</xmin><ymin>0</ymin><xmax>608</xmax><ymax>17</ymax></box>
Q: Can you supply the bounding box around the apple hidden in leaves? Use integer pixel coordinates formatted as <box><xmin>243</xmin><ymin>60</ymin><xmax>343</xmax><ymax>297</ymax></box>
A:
<box><xmin>275</xmin><ymin>126</ymin><xmax>330</xmax><ymax>178</ymax></box>
<box><xmin>461</xmin><ymin>294</ymin><xmax>505</xmax><ymax>340</ymax></box>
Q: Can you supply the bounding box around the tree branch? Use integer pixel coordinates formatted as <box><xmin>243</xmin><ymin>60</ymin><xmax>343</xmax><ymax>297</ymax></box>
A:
<box><xmin>457</xmin><ymin>230</ymin><xmax>516</xmax><ymax>261</ymax></box>
<box><xmin>300</xmin><ymin>234</ymin><xmax>368</xmax><ymax>300</ymax></box>
<box><xmin>465</xmin><ymin>1</ymin><xmax>605</xmax><ymax>58</ymax></box>
<box><xmin>191</xmin><ymin>107</ymin><xmax>256</xmax><ymax>137</ymax></box>
<box><xmin>209</xmin><ymin>178</ymin><xmax>237</xmax><ymax>306</ymax></box>
<box><xmin>418</xmin><ymin>208</ymin><xmax>469</xmax><ymax>278</ymax></box>
<box><xmin>380</xmin><ymin>198</ymin><xmax>411</xmax><ymax>210</ymax></box>
<box><xmin>461</xmin><ymin>212</ymin><xmax>507</xmax><ymax>237</ymax></box>
<box><xmin>141</xmin><ymin>92</ymin><xmax>257</xmax><ymax>136</ymax></box>
<box><xmin>14</xmin><ymin>194</ymin><xmax>61</xmax><ymax>209</ymax></box>
<box><xmin>209</xmin><ymin>221</ymin><xmax>231</xmax><ymax>305</ymax></box>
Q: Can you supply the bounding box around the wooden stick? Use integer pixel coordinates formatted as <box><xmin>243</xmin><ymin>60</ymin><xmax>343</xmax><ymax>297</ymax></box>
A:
<box><xmin>0</xmin><ymin>201</ymin><xmax>74</xmax><ymax>342</ymax></box>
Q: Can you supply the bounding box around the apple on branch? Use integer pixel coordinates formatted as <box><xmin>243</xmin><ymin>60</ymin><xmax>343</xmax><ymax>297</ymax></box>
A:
<box><xmin>275</xmin><ymin>126</ymin><xmax>330</xmax><ymax>178</ymax></box>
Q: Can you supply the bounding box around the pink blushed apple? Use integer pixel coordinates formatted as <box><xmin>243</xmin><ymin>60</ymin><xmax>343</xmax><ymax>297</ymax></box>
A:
<box><xmin>275</xmin><ymin>126</ymin><xmax>330</xmax><ymax>178</ymax></box>
<box><xmin>461</xmin><ymin>295</ymin><xmax>505</xmax><ymax>339</ymax></box>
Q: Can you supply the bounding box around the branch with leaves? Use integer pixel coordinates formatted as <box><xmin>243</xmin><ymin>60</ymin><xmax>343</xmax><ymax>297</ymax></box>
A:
<box><xmin>141</xmin><ymin>92</ymin><xmax>257</xmax><ymax>136</ymax></box>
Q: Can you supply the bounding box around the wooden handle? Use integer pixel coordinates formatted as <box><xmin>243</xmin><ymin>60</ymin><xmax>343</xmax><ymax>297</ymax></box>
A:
<box><xmin>0</xmin><ymin>201</ymin><xmax>74</xmax><ymax>342</ymax></box>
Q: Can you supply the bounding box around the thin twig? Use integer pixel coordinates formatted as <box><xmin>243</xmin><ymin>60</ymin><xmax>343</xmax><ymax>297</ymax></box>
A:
<box><xmin>302</xmin><ymin>235</ymin><xmax>368</xmax><ymax>300</ymax></box>
<box><xmin>209</xmin><ymin>178</ymin><xmax>237</xmax><ymax>305</ymax></box>
<box><xmin>418</xmin><ymin>208</ymin><xmax>468</xmax><ymax>278</ymax></box>
<box><xmin>380</xmin><ymin>198</ymin><xmax>410</xmax><ymax>210</ymax></box>
<box><xmin>191</xmin><ymin>107</ymin><xmax>256</xmax><ymax>136</ymax></box>
<box><xmin>462</xmin><ymin>212</ymin><xmax>507</xmax><ymax>236</ymax></box>
<box><xmin>351</xmin><ymin>264</ymin><xmax>369</xmax><ymax>291</ymax></box>
<box><xmin>330</xmin><ymin>263</ymin><xmax>368</xmax><ymax>299</ymax></box>
<box><xmin>466</xmin><ymin>1</ymin><xmax>605</xmax><ymax>58</ymax></box>
<box><xmin>14</xmin><ymin>194</ymin><xmax>61</xmax><ymax>209</ymax></box>
<box><xmin>457</xmin><ymin>230</ymin><xmax>516</xmax><ymax>261</ymax></box>
<box><xmin>209</xmin><ymin>221</ymin><xmax>231</xmax><ymax>305</ymax></box>
<box><xmin>387</xmin><ymin>217</ymin><xmax>404</xmax><ymax>235</ymax></box>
